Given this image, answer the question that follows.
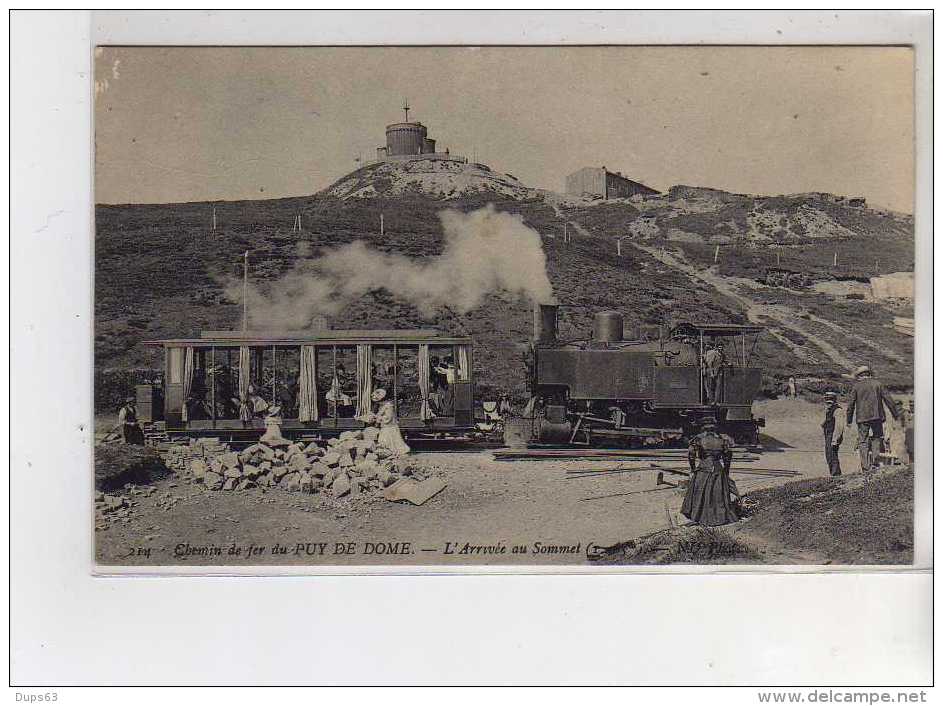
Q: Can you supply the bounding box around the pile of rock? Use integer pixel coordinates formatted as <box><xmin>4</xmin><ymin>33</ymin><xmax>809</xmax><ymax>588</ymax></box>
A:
<box><xmin>175</xmin><ymin>429</ymin><xmax>421</xmax><ymax>501</ymax></box>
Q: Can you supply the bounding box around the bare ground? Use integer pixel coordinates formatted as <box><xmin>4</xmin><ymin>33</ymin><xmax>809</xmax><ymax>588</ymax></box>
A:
<box><xmin>94</xmin><ymin>397</ymin><xmax>907</xmax><ymax>568</ymax></box>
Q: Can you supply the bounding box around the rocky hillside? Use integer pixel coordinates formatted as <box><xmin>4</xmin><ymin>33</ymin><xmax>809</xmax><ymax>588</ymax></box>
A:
<box><xmin>322</xmin><ymin>158</ymin><xmax>535</xmax><ymax>201</ymax></box>
<box><xmin>95</xmin><ymin>164</ymin><xmax>915</xmax><ymax>407</ymax></box>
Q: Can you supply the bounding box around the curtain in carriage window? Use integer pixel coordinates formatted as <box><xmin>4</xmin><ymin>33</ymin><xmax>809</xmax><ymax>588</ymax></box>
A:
<box><xmin>418</xmin><ymin>344</ymin><xmax>435</xmax><ymax>421</ymax></box>
<box><xmin>354</xmin><ymin>344</ymin><xmax>372</xmax><ymax>419</ymax></box>
<box><xmin>180</xmin><ymin>347</ymin><xmax>195</xmax><ymax>421</ymax></box>
<box><xmin>238</xmin><ymin>346</ymin><xmax>251</xmax><ymax>401</ymax></box>
<box><xmin>298</xmin><ymin>345</ymin><xmax>319</xmax><ymax>423</ymax></box>
<box><xmin>455</xmin><ymin>345</ymin><xmax>470</xmax><ymax>382</ymax></box>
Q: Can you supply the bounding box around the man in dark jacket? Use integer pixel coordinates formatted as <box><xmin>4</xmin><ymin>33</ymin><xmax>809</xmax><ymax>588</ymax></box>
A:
<box><xmin>846</xmin><ymin>365</ymin><xmax>899</xmax><ymax>472</ymax></box>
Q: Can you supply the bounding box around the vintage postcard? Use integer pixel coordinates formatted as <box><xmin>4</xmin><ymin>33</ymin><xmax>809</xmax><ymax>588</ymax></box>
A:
<box><xmin>93</xmin><ymin>45</ymin><xmax>917</xmax><ymax>569</ymax></box>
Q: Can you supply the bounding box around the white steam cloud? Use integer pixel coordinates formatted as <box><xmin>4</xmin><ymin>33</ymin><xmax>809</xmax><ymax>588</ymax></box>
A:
<box><xmin>230</xmin><ymin>205</ymin><xmax>555</xmax><ymax>330</ymax></box>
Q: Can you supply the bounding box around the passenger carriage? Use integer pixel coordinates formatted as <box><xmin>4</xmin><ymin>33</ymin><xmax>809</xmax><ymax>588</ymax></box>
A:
<box><xmin>138</xmin><ymin>328</ymin><xmax>475</xmax><ymax>444</ymax></box>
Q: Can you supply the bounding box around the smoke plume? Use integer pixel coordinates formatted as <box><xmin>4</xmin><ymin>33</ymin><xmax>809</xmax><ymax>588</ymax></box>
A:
<box><xmin>229</xmin><ymin>205</ymin><xmax>554</xmax><ymax>329</ymax></box>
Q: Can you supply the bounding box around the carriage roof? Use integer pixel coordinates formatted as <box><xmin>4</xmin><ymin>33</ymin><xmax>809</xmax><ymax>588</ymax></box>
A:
<box><xmin>144</xmin><ymin>329</ymin><xmax>473</xmax><ymax>347</ymax></box>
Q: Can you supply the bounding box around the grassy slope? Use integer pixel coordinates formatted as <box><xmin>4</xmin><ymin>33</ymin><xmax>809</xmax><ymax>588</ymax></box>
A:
<box><xmin>95</xmin><ymin>192</ymin><xmax>756</xmax><ymax>401</ymax></box>
<box><xmin>560</xmin><ymin>192</ymin><xmax>914</xmax><ymax>392</ymax></box>
<box><xmin>739</xmin><ymin>466</ymin><xmax>914</xmax><ymax>564</ymax></box>
<box><xmin>95</xmin><ymin>180</ymin><xmax>914</xmax><ymax>402</ymax></box>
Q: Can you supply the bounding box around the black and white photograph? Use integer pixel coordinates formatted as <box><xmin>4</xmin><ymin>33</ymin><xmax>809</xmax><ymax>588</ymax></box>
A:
<box><xmin>91</xmin><ymin>43</ymin><xmax>920</xmax><ymax>569</ymax></box>
<box><xmin>10</xmin><ymin>9</ymin><xmax>934</xmax><ymax>690</ymax></box>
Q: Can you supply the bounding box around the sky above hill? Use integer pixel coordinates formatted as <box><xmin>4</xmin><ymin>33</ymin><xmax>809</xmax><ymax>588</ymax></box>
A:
<box><xmin>94</xmin><ymin>46</ymin><xmax>914</xmax><ymax>212</ymax></box>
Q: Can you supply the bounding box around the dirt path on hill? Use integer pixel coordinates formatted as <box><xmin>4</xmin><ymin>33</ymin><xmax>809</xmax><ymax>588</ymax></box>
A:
<box><xmin>629</xmin><ymin>242</ymin><xmax>857</xmax><ymax>371</ymax></box>
<box><xmin>548</xmin><ymin>214</ymin><xmax>879</xmax><ymax>372</ymax></box>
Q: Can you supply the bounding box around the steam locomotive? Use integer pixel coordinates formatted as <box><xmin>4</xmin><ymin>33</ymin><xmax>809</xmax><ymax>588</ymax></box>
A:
<box><xmin>524</xmin><ymin>304</ymin><xmax>765</xmax><ymax>446</ymax></box>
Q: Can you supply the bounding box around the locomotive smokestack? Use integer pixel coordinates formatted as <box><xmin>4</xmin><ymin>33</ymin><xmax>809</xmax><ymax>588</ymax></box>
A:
<box><xmin>534</xmin><ymin>303</ymin><xmax>558</xmax><ymax>344</ymax></box>
<box><xmin>593</xmin><ymin>311</ymin><xmax>624</xmax><ymax>344</ymax></box>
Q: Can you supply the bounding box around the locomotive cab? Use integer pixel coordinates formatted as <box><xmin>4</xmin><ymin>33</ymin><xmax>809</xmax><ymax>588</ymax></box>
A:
<box><xmin>527</xmin><ymin>305</ymin><xmax>765</xmax><ymax>447</ymax></box>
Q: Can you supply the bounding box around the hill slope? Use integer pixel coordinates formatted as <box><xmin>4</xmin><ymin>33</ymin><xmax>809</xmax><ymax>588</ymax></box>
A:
<box><xmin>95</xmin><ymin>163</ymin><xmax>914</xmax><ymax>407</ymax></box>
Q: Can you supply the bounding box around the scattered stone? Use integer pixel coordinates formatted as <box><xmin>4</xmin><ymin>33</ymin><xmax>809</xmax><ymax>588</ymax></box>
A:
<box><xmin>222</xmin><ymin>478</ymin><xmax>238</xmax><ymax>491</ymax></box>
<box><xmin>219</xmin><ymin>452</ymin><xmax>240</xmax><ymax>469</ymax></box>
<box><xmin>203</xmin><ymin>471</ymin><xmax>223</xmax><ymax>490</ymax></box>
<box><xmin>309</xmin><ymin>462</ymin><xmax>330</xmax><ymax>478</ymax></box>
<box><xmin>288</xmin><ymin>454</ymin><xmax>310</xmax><ymax>472</ymax></box>
<box><xmin>223</xmin><ymin>466</ymin><xmax>243</xmax><ymax>479</ymax></box>
<box><xmin>332</xmin><ymin>474</ymin><xmax>351</xmax><ymax>498</ymax></box>
<box><xmin>382</xmin><ymin>477</ymin><xmax>447</xmax><ymax>506</ymax></box>
<box><xmin>190</xmin><ymin>459</ymin><xmax>208</xmax><ymax>479</ymax></box>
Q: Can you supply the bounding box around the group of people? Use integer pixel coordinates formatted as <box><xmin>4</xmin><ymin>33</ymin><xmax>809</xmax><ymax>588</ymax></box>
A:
<box><xmin>681</xmin><ymin>363</ymin><xmax>908</xmax><ymax>529</ymax></box>
<box><xmin>821</xmin><ymin>364</ymin><xmax>905</xmax><ymax>476</ymax></box>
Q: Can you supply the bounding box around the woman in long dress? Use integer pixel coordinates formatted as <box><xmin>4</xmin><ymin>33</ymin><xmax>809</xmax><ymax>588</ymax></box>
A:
<box><xmin>371</xmin><ymin>389</ymin><xmax>411</xmax><ymax>457</ymax></box>
<box><xmin>681</xmin><ymin>416</ymin><xmax>739</xmax><ymax>526</ymax></box>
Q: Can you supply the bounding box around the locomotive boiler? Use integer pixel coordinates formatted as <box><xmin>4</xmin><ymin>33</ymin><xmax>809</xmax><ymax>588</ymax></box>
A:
<box><xmin>525</xmin><ymin>304</ymin><xmax>765</xmax><ymax>446</ymax></box>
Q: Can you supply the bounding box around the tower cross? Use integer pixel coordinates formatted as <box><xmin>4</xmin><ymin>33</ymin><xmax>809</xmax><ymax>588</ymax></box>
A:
<box><xmin>403</xmin><ymin>98</ymin><xmax>410</xmax><ymax>122</ymax></box>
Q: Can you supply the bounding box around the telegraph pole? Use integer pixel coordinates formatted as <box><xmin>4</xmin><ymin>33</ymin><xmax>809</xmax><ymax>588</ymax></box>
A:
<box><xmin>242</xmin><ymin>251</ymin><xmax>249</xmax><ymax>332</ymax></box>
<box><xmin>212</xmin><ymin>206</ymin><xmax>217</xmax><ymax>232</ymax></box>
<box><xmin>380</xmin><ymin>213</ymin><xmax>384</xmax><ymax>236</ymax></box>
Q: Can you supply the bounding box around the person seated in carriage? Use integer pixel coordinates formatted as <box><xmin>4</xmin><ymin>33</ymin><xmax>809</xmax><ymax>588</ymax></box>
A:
<box><xmin>326</xmin><ymin>363</ymin><xmax>356</xmax><ymax>417</ymax></box>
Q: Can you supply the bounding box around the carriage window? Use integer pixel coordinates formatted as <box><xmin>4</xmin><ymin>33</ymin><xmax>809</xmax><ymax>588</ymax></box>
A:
<box><xmin>185</xmin><ymin>348</ymin><xmax>212</xmax><ymax>421</ymax></box>
<box><xmin>328</xmin><ymin>345</ymin><xmax>358</xmax><ymax>418</ymax></box>
<box><xmin>429</xmin><ymin>344</ymin><xmax>455</xmax><ymax>416</ymax></box>
<box><xmin>275</xmin><ymin>347</ymin><xmax>301</xmax><ymax>419</ymax></box>
<box><xmin>371</xmin><ymin>345</ymin><xmax>396</xmax><ymax>400</ymax></box>
<box><xmin>208</xmin><ymin>347</ymin><xmax>239</xmax><ymax>420</ymax></box>
<box><xmin>316</xmin><ymin>346</ymin><xmax>334</xmax><ymax>420</ymax></box>
<box><xmin>396</xmin><ymin>346</ymin><xmax>421</xmax><ymax>418</ymax></box>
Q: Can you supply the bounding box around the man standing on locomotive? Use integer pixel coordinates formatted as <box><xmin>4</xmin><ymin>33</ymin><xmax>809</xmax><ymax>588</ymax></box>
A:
<box><xmin>846</xmin><ymin>365</ymin><xmax>899</xmax><ymax>472</ymax></box>
<box><xmin>701</xmin><ymin>342</ymin><xmax>724</xmax><ymax>404</ymax></box>
<box><xmin>681</xmin><ymin>415</ymin><xmax>739</xmax><ymax>526</ymax></box>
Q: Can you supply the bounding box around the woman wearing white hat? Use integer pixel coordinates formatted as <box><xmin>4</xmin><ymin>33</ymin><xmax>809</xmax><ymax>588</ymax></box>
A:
<box><xmin>371</xmin><ymin>389</ymin><xmax>411</xmax><ymax>457</ymax></box>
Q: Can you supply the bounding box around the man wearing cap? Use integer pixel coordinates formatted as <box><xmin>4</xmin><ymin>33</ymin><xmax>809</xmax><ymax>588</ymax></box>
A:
<box><xmin>846</xmin><ymin>365</ymin><xmax>899</xmax><ymax>472</ymax></box>
<box><xmin>821</xmin><ymin>392</ymin><xmax>845</xmax><ymax>476</ymax></box>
